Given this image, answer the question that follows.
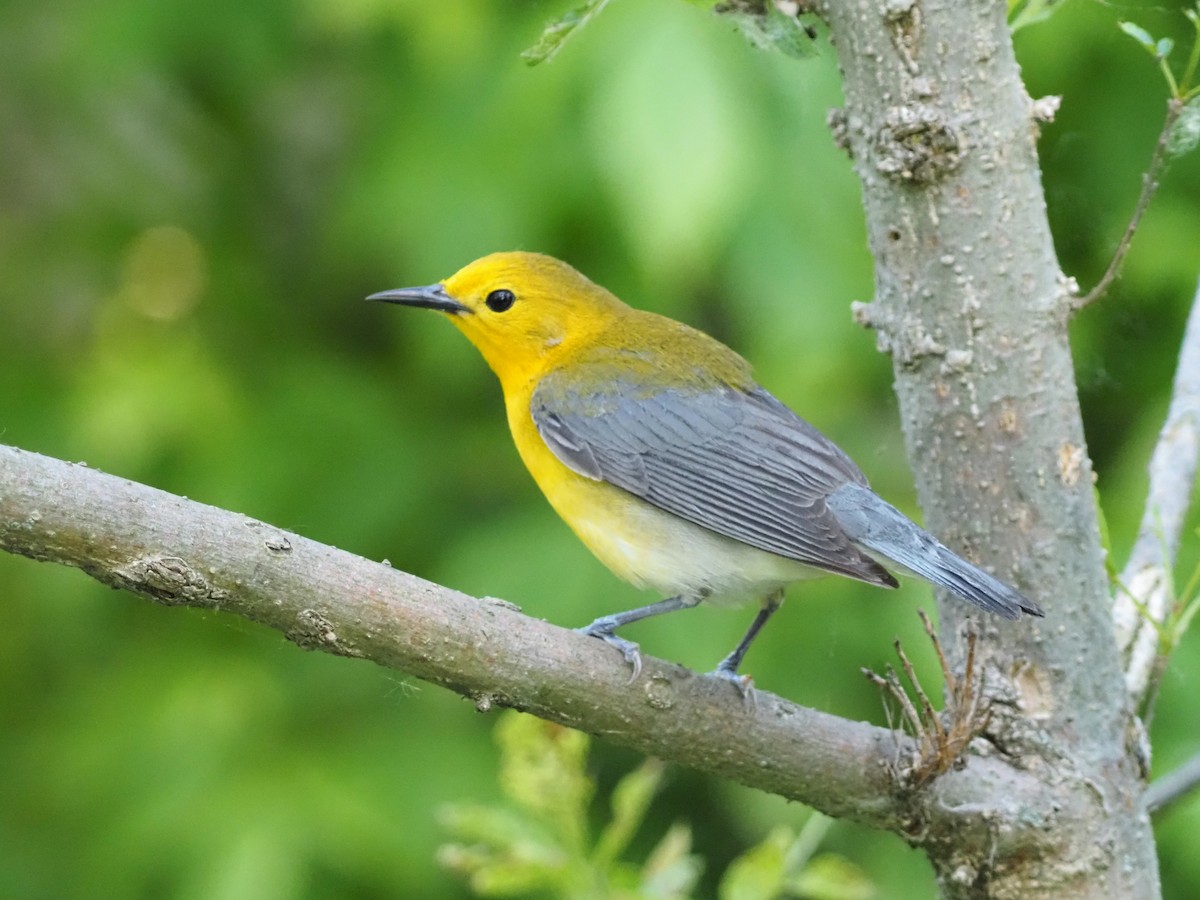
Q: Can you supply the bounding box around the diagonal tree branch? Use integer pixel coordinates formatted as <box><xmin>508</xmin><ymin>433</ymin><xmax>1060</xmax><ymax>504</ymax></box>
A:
<box><xmin>1114</xmin><ymin>274</ymin><xmax>1200</xmax><ymax>704</ymax></box>
<box><xmin>2</xmin><ymin>441</ymin><xmax>1049</xmax><ymax>833</ymax></box>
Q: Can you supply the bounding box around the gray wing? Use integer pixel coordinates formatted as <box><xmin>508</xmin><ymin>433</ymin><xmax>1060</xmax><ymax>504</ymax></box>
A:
<box><xmin>531</xmin><ymin>371</ymin><xmax>897</xmax><ymax>586</ymax></box>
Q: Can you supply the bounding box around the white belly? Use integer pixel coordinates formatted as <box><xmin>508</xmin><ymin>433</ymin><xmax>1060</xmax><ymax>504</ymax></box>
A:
<box><xmin>566</xmin><ymin>486</ymin><xmax>826</xmax><ymax>606</ymax></box>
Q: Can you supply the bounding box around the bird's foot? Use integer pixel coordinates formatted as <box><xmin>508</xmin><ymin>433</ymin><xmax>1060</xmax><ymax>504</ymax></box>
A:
<box><xmin>711</xmin><ymin>662</ymin><xmax>757</xmax><ymax>707</ymax></box>
<box><xmin>577</xmin><ymin>620</ymin><xmax>643</xmax><ymax>682</ymax></box>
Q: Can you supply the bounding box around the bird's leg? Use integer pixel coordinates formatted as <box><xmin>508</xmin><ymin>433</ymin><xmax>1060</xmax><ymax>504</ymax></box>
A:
<box><xmin>577</xmin><ymin>594</ymin><xmax>703</xmax><ymax>681</ymax></box>
<box><xmin>713</xmin><ymin>589</ymin><xmax>784</xmax><ymax>694</ymax></box>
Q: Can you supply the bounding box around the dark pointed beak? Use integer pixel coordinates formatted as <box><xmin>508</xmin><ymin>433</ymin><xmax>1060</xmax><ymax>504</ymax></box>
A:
<box><xmin>366</xmin><ymin>283</ymin><xmax>471</xmax><ymax>315</ymax></box>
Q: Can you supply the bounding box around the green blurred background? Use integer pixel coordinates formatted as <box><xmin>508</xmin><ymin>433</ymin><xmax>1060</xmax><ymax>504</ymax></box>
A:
<box><xmin>2</xmin><ymin>0</ymin><xmax>1199</xmax><ymax>896</ymax></box>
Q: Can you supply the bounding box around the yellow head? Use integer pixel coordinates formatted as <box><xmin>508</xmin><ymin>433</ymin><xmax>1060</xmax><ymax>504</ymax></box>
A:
<box><xmin>369</xmin><ymin>252</ymin><xmax>629</xmax><ymax>387</ymax></box>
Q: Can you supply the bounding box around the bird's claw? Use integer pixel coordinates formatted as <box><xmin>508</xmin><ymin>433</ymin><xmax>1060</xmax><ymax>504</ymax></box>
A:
<box><xmin>620</xmin><ymin>643</ymin><xmax>643</xmax><ymax>683</ymax></box>
<box><xmin>577</xmin><ymin>624</ymin><xmax>643</xmax><ymax>682</ymax></box>
<box><xmin>711</xmin><ymin>665</ymin><xmax>757</xmax><ymax>707</ymax></box>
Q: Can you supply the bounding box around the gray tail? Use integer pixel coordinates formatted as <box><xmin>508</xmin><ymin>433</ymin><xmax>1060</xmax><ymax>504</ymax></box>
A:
<box><xmin>826</xmin><ymin>482</ymin><xmax>1043</xmax><ymax>620</ymax></box>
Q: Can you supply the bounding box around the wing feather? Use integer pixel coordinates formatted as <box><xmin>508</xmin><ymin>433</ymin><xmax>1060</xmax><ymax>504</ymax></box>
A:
<box><xmin>531</xmin><ymin>370</ymin><xmax>895</xmax><ymax>586</ymax></box>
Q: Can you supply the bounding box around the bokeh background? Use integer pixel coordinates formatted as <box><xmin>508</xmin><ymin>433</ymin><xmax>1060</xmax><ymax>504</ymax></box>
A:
<box><xmin>2</xmin><ymin>0</ymin><xmax>1199</xmax><ymax>896</ymax></box>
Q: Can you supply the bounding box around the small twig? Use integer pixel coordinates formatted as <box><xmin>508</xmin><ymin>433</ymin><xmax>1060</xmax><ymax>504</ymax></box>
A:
<box><xmin>1073</xmin><ymin>97</ymin><xmax>1183</xmax><ymax>311</ymax></box>
<box><xmin>863</xmin><ymin>611</ymin><xmax>991</xmax><ymax>786</ymax></box>
<box><xmin>959</xmin><ymin>623</ymin><xmax>984</xmax><ymax>725</ymax></box>
<box><xmin>924</xmin><ymin>608</ymin><xmax>989</xmax><ymax>751</ymax></box>
<box><xmin>922</xmin><ymin>608</ymin><xmax>960</xmax><ymax>710</ymax></box>
<box><xmin>1145</xmin><ymin>751</ymin><xmax>1200</xmax><ymax>814</ymax></box>
<box><xmin>863</xmin><ymin>669</ymin><xmax>903</xmax><ymax>736</ymax></box>
<box><xmin>1115</xmin><ymin>273</ymin><xmax>1200</xmax><ymax>705</ymax></box>
<box><xmin>880</xmin><ymin>665</ymin><xmax>926</xmax><ymax>737</ymax></box>
<box><xmin>894</xmin><ymin>636</ymin><xmax>945</xmax><ymax>746</ymax></box>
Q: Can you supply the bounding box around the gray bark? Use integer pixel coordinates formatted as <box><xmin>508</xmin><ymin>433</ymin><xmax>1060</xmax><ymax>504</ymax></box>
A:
<box><xmin>814</xmin><ymin>0</ymin><xmax>1158</xmax><ymax>895</ymax></box>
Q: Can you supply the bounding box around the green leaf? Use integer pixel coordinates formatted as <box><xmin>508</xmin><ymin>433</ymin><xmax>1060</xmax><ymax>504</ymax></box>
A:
<box><xmin>496</xmin><ymin>713</ymin><xmax>593</xmax><ymax>851</ymax></box>
<box><xmin>1167</xmin><ymin>95</ymin><xmax>1200</xmax><ymax>157</ymax></box>
<box><xmin>437</xmin><ymin>803</ymin><xmax>545</xmax><ymax>851</ymax></box>
<box><xmin>437</xmin><ymin>841</ymin><xmax>564</xmax><ymax>897</ymax></box>
<box><xmin>468</xmin><ymin>858</ymin><xmax>565</xmax><ymax>897</ymax></box>
<box><xmin>786</xmin><ymin>853</ymin><xmax>877</xmax><ymax>900</ymax></box>
<box><xmin>1156</xmin><ymin>37</ymin><xmax>1175</xmax><ymax>61</ymax></box>
<box><xmin>720</xmin><ymin>6</ymin><xmax>820</xmax><ymax>60</ymax></box>
<box><xmin>1119</xmin><ymin>21</ymin><xmax>1159</xmax><ymax>56</ymax></box>
<box><xmin>718</xmin><ymin>826</ymin><xmax>791</xmax><ymax>900</ymax></box>
<box><xmin>1008</xmin><ymin>0</ymin><xmax>1067</xmax><ymax>33</ymax></box>
<box><xmin>642</xmin><ymin>824</ymin><xmax>704</xmax><ymax>898</ymax></box>
<box><xmin>593</xmin><ymin>758</ymin><xmax>665</xmax><ymax>866</ymax></box>
<box><xmin>521</xmin><ymin>0</ymin><xmax>612</xmax><ymax>66</ymax></box>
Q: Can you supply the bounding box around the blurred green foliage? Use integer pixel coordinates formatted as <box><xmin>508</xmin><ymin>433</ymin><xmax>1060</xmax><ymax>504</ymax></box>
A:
<box><xmin>438</xmin><ymin>711</ymin><xmax>871</xmax><ymax>900</ymax></box>
<box><xmin>438</xmin><ymin>712</ymin><xmax>703</xmax><ymax>898</ymax></box>
<box><xmin>1</xmin><ymin>0</ymin><xmax>1198</xmax><ymax>897</ymax></box>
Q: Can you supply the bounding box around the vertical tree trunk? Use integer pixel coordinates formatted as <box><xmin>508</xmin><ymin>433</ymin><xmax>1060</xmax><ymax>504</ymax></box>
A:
<box><xmin>814</xmin><ymin>0</ymin><xmax>1159</xmax><ymax>894</ymax></box>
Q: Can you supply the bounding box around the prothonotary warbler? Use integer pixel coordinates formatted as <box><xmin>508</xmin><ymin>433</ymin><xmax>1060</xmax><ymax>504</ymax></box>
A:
<box><xmin>369</xmin><ymin>252</ymin><xmax>1043</xmax><ymax>688</ymax></box>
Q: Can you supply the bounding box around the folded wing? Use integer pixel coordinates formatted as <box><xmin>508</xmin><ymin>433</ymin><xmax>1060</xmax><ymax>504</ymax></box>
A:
<box><xmin>531</xmin><ymin>369</ymin><xmax>898</xmax><ymax>588</ymax></box>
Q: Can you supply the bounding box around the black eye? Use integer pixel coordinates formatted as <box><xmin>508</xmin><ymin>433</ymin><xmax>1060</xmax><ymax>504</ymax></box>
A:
<box><xmin>485</xmin><ymin>289</ymin><xmax>516</xmax><ymax>313</ymax></box>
